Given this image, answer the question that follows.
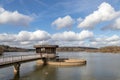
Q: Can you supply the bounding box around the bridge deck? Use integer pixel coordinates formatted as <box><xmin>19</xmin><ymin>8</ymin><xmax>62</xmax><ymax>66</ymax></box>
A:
<box><xmin>0</xmin><ymin>54</ymin><xmax>42</xmax><ymax>68</ymax></box>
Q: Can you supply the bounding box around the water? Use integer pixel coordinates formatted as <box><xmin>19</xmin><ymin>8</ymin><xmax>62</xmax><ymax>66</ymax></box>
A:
<box><xmin>0</xmin><ymin>52</ymin><xmax>120</xmax><ymax>80</ymax></box>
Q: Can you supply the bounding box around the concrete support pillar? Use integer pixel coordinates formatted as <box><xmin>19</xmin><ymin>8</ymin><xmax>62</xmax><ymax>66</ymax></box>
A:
<box><xmin>13</xmin><ymin>71</ymin><xmax>20</xmax><ymax>80</ymax></box>
<box><xmin>42</xmin><ymin>57</ymin><xmax>47</xmax><ymax>65</ymax></box>
<box><xmin>13</xmin><ymin>63</ymin><xmax>20</xmax><ymax>75</ymax></box>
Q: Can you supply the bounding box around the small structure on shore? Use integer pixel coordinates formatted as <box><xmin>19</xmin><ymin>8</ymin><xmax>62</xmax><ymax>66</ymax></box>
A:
<box><xmin>34</xmin><ymin>45</ymin><xmax>58</xmax><ymax>58</ymax></box>
<box><xmin>34</xmin><ymin>45</ymin><xmax>86</xmax><ymax>66</ymax></box>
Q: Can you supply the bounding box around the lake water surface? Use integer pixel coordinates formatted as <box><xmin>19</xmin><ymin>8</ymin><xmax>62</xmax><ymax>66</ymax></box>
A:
<box><xmin>0</xmin><ymin>52</ymin><xmax>120</xmax><ymax>80</ymax></box>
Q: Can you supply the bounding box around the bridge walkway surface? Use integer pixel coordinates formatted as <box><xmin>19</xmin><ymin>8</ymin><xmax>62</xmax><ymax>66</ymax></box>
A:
<box><xmin>0</xmin><ymin>54</ymin><xmax>41</xmax><ymax>68</ymax></box>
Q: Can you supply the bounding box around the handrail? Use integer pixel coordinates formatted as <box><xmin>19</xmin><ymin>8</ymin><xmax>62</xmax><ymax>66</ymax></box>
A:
<box><xmin>0</xmin><ymin>54</ymin><xmax>39</xmax><ymax>58</ymax></box>
<box><xmin>0</xmin><ymin>54</ymin><xmax>41</xmax><ymax>65</ymax></box>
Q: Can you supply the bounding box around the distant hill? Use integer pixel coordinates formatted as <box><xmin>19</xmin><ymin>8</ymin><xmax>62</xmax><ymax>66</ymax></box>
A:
<box><xmin>98</xmin><ymin>46</ymin><xmax>120</xmax><ymax>53</ymax></box>
<box><xmin>1</xmin><ymin>45</ymin><xmax>120</xmax><ymax>53</ymax></box>
<box><xmin>57</xmin><ymin>46</ymin><xmax>120</xmax><ymax>53</ymax></box>
<box><xmin>0</xmin><ymin>45</ymin><xmax>35</xmax><ymax>53</ymax></box>
<box><xmin>57</xmin><ymin>47</ymin><xmax>98</xmax><ymax>52</ymax></box>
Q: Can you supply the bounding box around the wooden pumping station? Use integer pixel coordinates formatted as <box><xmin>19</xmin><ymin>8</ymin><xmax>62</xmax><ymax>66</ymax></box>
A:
<box><xmin>34</xmin><ymin>45</ymin><xmax>58</xmax><ymax>59</ymax></box>
<box><xmin>0</xmin><ymin>45</ymin><xmax>86</xmax><ymax>77</ymax></box>
<box><xmin>34</xmin><ymin>45</ymin><xmax>86</xmax><ymax>66</ymax></box>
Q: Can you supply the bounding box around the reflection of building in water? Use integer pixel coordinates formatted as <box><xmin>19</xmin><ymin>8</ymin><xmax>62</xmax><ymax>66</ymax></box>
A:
<box><xmin>19</xmin><ymin>65</ymin><xmax>57</xmax><ymax>80</ymax></box>
<box><xmin>34</xmin><ymin>45</ymin><xmax>58</xmax><ymax>58</ymax></box>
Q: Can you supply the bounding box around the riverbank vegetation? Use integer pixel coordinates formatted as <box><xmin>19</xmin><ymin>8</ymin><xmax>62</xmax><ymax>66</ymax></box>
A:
<box><xmin>98</xmin><ymin>46</ymin><xmax>120</xmax><ymax>53</ymax></box>
<box><xmin>1</xmin><ymin>45</ymin><xmax>120</xmax><ymax>53</ymax></box>
<box><xmin>57</xmin><ymin>47</ymin><xmax>98</xmax><ymax>52</ymax></box>
<box><xmin>0</xmin><ymin>45</ymin><xmax>34</xmax><ymax>52</ymax></box>
<box><xmin>57</xmin><ymin>46</ymin><xmax>120</xmax><ymax>53</ymax></box>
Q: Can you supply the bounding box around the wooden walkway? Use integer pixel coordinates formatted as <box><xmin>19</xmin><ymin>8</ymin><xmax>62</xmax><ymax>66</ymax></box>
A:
<box><xmin>0</xmin><ymin>54</ymin><xmax>55</xmax><ymax>75</ymax></box>
<box><xmin>0</xmin><ymin>54</ymin><xmax>41</xmax><ymax>68</ymax></box>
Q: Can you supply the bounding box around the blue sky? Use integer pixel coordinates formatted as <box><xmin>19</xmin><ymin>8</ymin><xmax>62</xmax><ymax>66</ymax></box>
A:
<box><xmin>0</xmin><ymin>0</ymin><xmax>120</xmax><ymax>48</ymax></box>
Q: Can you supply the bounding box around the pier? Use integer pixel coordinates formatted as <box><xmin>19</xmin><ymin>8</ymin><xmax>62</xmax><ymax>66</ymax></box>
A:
<box><xmin>0</xmin><ymin>54</ymin><xmax>46</xmax><ymax>75</ymax></box>
<box><xmin>0</xmin><ymin>45</ymin><xmax>58</xmax><ymax>76</ymax></box>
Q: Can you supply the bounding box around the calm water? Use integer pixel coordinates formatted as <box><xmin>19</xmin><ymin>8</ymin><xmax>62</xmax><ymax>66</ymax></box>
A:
<box><xmin>0</xmin><ymin>52</ymin><xmax>120</xmax><ymax>80</ymax></box>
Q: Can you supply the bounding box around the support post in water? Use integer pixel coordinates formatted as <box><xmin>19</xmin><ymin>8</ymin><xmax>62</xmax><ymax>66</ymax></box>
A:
<box><xmin>13</xmin><ymin>63</ymin><xmax>20</xmax><ymax>75</ymax></box>
<box><xmin>42</xmin><ymin>57</ymin><xmax>47</xmax><ymax>65</ymax></box>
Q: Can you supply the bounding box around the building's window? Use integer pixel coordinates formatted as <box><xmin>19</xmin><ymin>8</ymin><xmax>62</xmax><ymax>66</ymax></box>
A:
<box><xmin>41</xmin><ymin>48</ymin><xmax>45</xmax><ymax>52</ymax></box>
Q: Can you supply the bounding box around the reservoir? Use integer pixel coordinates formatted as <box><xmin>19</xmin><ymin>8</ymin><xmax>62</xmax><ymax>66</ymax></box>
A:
<box><xmin>0</xmin><ymin>52</ymin><xmax>120</xmax><ymax>80</ymax></box>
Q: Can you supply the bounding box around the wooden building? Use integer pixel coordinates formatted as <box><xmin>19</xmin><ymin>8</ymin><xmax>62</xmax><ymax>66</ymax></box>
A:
<box><xmin>34</xmin><ymin>45</ymin><xmax>58</xmax><ymax>58</ymax></box>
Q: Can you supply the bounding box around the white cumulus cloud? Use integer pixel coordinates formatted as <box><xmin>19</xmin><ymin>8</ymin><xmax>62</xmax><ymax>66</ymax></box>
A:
<box><xmin>106</xmin><ymin>35</ymin><xmax>120</xmax><ymax>41</ymax></box>
<box><xmin>0</xmin><ymin>7</ymin><xmax>33</xmax><ymax>26</ymax></box>
<box><xmin>0</xmin><ymin>33</ymin><xmax>16</xmax><ymax>42</ymax></box>
<box><xmin>90</xmin><ymin>35</ymin><xmax>120</xmax><ymax>47</ymax></box>
<box><xmin>0</xmin><ymin>30</ymin><xmax>51</xmax><ymax>48</ymax></box>
<box><xmin>30</xmin><ymin>30</ymin><xmax>51</xmax><ymax>41</ymax></box>
<box><xmin>103</xmin><ymin>18</ymin><xmax>120</xmax><ymax>30</ymax></box>
<box><xmin>0</xmin><ymin>30</ymin><xmax>86</xmax><ymax>48</ymax></box>
<box><xmin>17</xmin><ymin>30</ymin><xmax>51</xmax><ymax>41</ymax></box>
<box><xmin>0</xmin><ymin>30</ymin><xmax>51</xmax><ymax>42</ymax></box>
<box><xmin>52</xmin><ymin>30</ymin><xmax>94</xmax><ymax>41</ymax></box>
<box><xmin>52</xmin><ymin>15</ymin><xmax>74</xmax><ymax>29</ymax></box>
<box><xmin>10</xmin><ymin>30</ymin><xmax>93</xmax><ymax>47</ymax></box>
<box><xmin>78</xmin><ymin>2</ymin><xmax>120</xmax><ymax>29</ymax></box>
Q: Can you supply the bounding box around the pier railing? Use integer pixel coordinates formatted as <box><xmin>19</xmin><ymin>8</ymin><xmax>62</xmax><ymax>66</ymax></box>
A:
<box><xmin>0</xmin><ymin>54</ymin><xmax>41</xmax><ymax>65</ymax></box>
